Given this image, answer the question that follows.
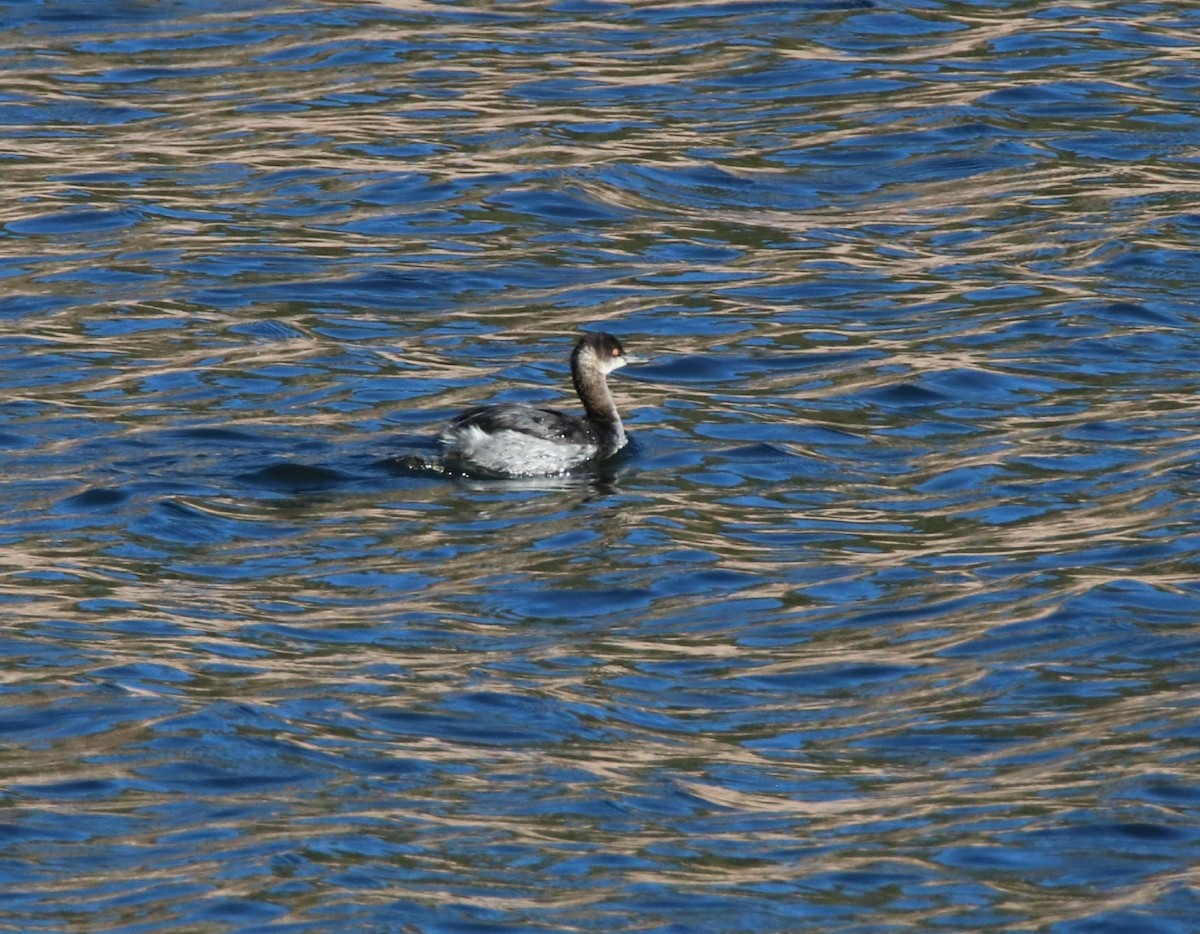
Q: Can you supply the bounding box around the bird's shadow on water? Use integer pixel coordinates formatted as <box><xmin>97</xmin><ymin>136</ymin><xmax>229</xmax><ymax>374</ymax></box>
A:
<box><xmin>238</xmin><ymin>461</ymin><xmax>356</xmax><ymax>492</ymax></box>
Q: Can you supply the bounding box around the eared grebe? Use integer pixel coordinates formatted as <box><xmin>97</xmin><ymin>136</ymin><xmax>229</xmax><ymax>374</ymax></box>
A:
<box><xmin>439</xmin><ymin>332</ymin><xmax>630</xmax><ymax>477</ymax></box>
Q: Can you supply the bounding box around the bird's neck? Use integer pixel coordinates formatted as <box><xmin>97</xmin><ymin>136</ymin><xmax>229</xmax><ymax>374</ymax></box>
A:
<box><xmin>574</xmin><ymin>365</ymin><xmax>625</xmax><ymax>448</ymax></box>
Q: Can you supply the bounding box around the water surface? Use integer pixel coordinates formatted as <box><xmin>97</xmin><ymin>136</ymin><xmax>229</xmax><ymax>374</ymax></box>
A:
<box><xmin>3</xmin><ymin>0</ymin><xmax>1200</xmax><ymax>930</ymax></box>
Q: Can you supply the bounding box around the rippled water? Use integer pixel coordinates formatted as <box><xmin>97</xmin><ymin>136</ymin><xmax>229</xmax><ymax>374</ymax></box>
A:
<box><xmin>4</xmin><ymin>0</ymin><xmax>1200</xmax><ymax>930</ymax></box>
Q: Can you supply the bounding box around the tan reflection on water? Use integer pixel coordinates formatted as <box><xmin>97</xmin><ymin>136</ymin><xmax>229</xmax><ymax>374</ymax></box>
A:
<box><xmin>1</xmin><ymin>0</ymin><xmax>1197</xmax><ymax>927</ymax></box>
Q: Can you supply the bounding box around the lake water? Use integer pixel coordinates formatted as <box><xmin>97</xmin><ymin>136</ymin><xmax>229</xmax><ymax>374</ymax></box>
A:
<box><xmin>3</xmin><ymin>0</ymin><xmax>1200</xmax><ymax>930</ymax></box>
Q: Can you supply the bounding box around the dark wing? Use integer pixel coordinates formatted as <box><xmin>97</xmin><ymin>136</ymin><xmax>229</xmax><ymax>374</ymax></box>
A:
<box><xmin>446</xmin><ymin>404</ymin><xmax>598</xmax><ymax>446</ymax></box>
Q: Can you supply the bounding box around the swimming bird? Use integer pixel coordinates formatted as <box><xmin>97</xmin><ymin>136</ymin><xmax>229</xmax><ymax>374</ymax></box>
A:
<box><xmin>439</xmin><ymin>332</ymin><xmax>630</xmax><ymax>477</ymax></box>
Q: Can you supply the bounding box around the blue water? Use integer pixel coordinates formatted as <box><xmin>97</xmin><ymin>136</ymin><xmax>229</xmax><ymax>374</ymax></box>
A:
<box><xmin>3</xmin><ymin>0</ymin><xmax>1200</xmax><ymax>930</ymax></box>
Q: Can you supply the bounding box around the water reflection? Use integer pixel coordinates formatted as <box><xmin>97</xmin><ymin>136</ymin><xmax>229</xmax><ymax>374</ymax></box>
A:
<box><xmin>2</xmin><ymin>0</ymin><xmax>1200</xmax><ymax>930</ymax></box>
